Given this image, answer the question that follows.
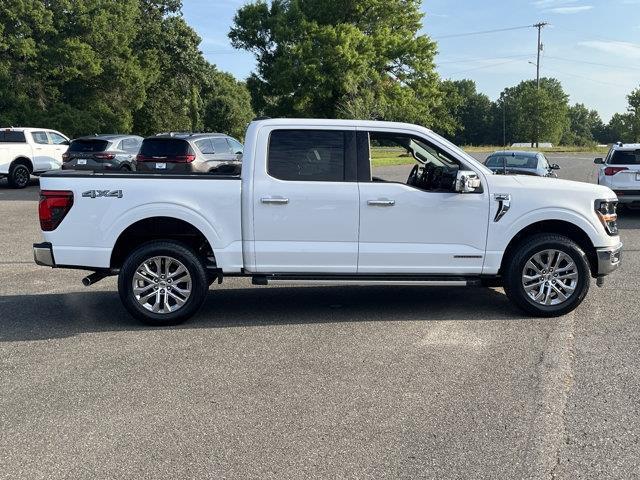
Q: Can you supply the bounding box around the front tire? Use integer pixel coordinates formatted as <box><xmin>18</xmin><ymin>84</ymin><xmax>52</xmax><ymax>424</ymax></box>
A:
<box><xmin>118</xmin><ymin>241</ymin><xmax>209</xmax><ymax>326</ymax></box>
<box><xmin>7</xmin><ymin>163</ymin><xmax>30</xmax><ymax>189</ymax></box>
<box><xmin>503</xmin><ymin>233</ymin><xmax>591</xmax><ymax>317</ymax></box>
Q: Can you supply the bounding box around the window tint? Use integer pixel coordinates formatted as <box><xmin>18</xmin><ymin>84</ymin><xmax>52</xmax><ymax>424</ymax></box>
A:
<box><xmin>228</xmin><ymin>138</ymin><xmax>243</xmax><ymax>154</ymax></box>
<box><xmin>486</xmin><ymin>155</ymin><xmax>536</xmax><ymax>169</ymax></box>
<box><xmin>120</xmin><ymin>138</ymin><xmax>141</xmax><ymax>153</ymax></box>
<box><xmin>268</xmin><ymin>130</ymin><xmax>345</xmax><ymax>182</ymax></box>
<box><xmin>0</xmin><ymin>131</ymin><xmax>26</xmax><ymax>143</ymax></box>
<box><xmin>139</xmin><ymin>138</ymin><xmax>190</xmax><ymax>157</ymax></box>
<box><xmin>69</xmin><ymin>139</ymin><xmax>109</xmax><ymax>152</ymax></box>
<box><xmin>212</xmin><ymin>137</ymin><xmax>231</xmax><ymax>154</ymax></box>
<box><xmin>49</xmin><ymin>132</ymin><xmax>68</xmax><ymax>144</ymax></box>
<box><xmin>195</xmin><ymin>138</ymin><xmax>215</xmax><ymax>154</ymax></box>
<box><xmin>610</xmin><ymin>150</ymin><xmax>640</xmax><ymax>165</ymax></box>
<box><xmin>32</xmin><ymin>131</ymin><xmax>50</xmax><ymax>144</ymax></box>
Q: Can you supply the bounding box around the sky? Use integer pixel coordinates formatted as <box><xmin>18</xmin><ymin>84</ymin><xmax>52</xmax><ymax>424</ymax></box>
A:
<box><xmin>182</xmin><ymin>0</ymin><xmax>640</xmax><ymax>122</ymax></box>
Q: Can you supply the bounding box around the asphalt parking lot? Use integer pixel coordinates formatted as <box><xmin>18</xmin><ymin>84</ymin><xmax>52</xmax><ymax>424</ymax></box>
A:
<box><xmin>1</xmin><ymin>153</ymin><xmax>639</xmax><ymax>479</ymax></box>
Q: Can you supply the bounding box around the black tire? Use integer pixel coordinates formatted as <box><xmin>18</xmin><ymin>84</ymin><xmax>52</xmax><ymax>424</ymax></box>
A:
<box><xmin>503</xmin><ymin>233</ymin><xmax>591</xmax><ymax>317</ymax></box>
<box><xmin>7</xmin><ymin>163</ymin><xmax>30</xmax><ymax>189</ymax></box>
<box><xmin>118</xmin><ymin>240</ymin><xmax>209</xmax><ymax>326</ymax></box>
<box><xmin>120</xmin><ymin>164</ymin><xmax>131</xmax><ymax>172</ymax></box>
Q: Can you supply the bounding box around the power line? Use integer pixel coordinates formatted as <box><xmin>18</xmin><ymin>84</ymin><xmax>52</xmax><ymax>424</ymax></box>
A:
<box><xmin>447</xmin><ymin>57</ymin><xmax>534</xmax><ymax>76</ymax></box>
<box><xmin>436</xmin><ymin>53</ymin><xmax>534</xmax><ymax>65</ymax></box>
<box><xmin>542</xmin><ymin>65</ymin><xmax>632</xmax><ymax>88</ymax></box>
<box><xmin>434</xmin><ymin>24</ymin><xmax>534</xmax><ymax>40</ymax></box>
<box><xmin>544</xmin><ymin>55</ymin><xmax>640</xmax><ymax>71</ymax></box>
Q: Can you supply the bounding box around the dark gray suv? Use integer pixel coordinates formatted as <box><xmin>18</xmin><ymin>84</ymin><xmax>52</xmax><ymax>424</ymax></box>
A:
<box><xmin>136</xmin><ymin>133</ymin><xmax>243</xmax><ymax>174</ymax></box>
<box><xmin>62</xmin><ymin>134</ymin><xmax>143</xmax><ymax>171</ymax></box>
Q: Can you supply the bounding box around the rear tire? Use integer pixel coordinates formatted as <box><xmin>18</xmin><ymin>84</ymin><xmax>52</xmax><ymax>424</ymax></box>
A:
<box><xmin>118</xmin><ymin>240</ymin><xmax>209</xmax><ymax>326</ymax></box>
<box><xmin>7</xmin><ymin>163</ymin><xmax>30</xmax><ymax>189</ymax></box>
<box><xmin>503</xmin><ymin>233</ymin><xmax>591</xmax><ymax>317</ymax></box>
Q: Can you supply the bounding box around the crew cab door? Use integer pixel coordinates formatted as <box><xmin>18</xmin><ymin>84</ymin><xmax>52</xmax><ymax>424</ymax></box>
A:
<box><xmin>251</xmin><ymin>127</ymin><xmax>359</xmax><ymax>273</ymax></box>
<box><xmin>356</xmin><ymin>129</ymin><xmax>490</xmax><ymax>274</ymax></box>
<box><xmin>30</xmin><ymin>131</ymin><xmax>53</xmax><ymax>171</ymax></box>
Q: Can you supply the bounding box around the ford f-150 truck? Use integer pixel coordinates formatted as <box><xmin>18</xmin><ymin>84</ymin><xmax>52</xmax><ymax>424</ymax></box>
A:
<box><xmin>33</xmin><ymin>119</ymin><xmax>622</xmax><ymax>325</ymax></box>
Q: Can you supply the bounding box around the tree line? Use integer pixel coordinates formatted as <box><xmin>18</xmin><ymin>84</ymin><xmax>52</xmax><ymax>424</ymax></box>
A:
<box><xmin>1</xmin><ymin>0</ymin><xmax>639</xmax><ymax>145</ymax></box>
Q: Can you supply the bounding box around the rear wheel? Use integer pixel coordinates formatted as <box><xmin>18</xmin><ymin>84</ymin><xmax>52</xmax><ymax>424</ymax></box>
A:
<box><xmin>118</xmin><ymin>241</ymin><xmax>208</xmax><ymax>325</ymax></box>
<box><xmin>503</xmin><ymin>233</ymin><xmax>591</xmax><ymax>317</ymax></box>
<box><xmin>7</xmin><ymin>163</ymin><xmax>30</xmax><ymax>189</ymax></box>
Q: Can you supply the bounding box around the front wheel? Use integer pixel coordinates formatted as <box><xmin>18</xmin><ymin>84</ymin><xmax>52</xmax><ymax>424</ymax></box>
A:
<box><xmin>7</xmin><ymin>163</ymin><xmax>30</xmax><ymax>189</ymax></box>
<box><xmin>503</xmin><ymin>233</ymin><xmax>591</xmax><ymax>317</ymax></box>
<box><xmin>118</xmin><ymin>241</ymin><xmax>209</xmax><ymax>325</ymax></box>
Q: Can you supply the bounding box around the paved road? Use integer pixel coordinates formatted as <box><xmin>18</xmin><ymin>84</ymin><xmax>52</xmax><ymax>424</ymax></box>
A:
<box><xmin>1</xmin><ymin>154</ymin><xmax>638</xmax><ymax>479</ymax></box>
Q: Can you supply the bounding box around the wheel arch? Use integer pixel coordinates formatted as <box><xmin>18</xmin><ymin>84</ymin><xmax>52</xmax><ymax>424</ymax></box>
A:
<box><xmin>110</xmin><ymin>216</ymin><xmax>216</xmax><ymax>269</ymax></box>
<box><xmin>499</xmin><ymin>220</ymin><xmax>598</xmax><ymax>276</ymax></box>
<box><xmin>11</xmin><ymin>156</ymin><xmax>34</xmax><ymax>173</ymax></box>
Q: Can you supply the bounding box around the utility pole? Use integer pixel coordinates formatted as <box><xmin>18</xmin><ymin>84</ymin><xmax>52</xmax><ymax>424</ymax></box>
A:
<box><xmin>533</xmin><ymin>22</ymin><xmax>548</xmax><ymax>147</ymax></box>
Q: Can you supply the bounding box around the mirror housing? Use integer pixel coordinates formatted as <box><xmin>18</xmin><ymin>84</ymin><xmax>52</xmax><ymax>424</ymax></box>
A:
<box><xmin>455</xmin><ymin>170</ymin><xmax>481</xmax><ymax>193</ymax></box>
<box><xmin>551</xmin><ymin>163</ymin><xmax>560</xmax><ymax>170</ymax></box>
<box><xmin>594</xmin><ymin>157</ymin><xmax>604</xmax><ymax>164</ymax></box>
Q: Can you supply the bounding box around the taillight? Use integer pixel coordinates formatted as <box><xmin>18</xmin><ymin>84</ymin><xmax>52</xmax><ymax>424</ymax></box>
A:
<box><xmin>94</xmin><ymin>153</ymin><xmax>115</xmax><ymax>160</ymax></box>
<box><xmin>603</xmin><ymin>166</ymin><xmax>628</xmax><ymax>176</ymax></box>
<box><xmin>174</xmin><ymin>154</ymin><xmax>196</xmax><ymax>163</ymax></box>
<box><xmin>62</xmin><ymin>152</ymin><xmax>70</xmax><ymax>162</ymax></box>
<box><xmin>39</xmin><ymin>190</ymin><xmax>74</xmax><ymax>231</ymax></box>
<box><xmin>136</xmin><ymin>154</ymin><xmax>149</xmax><ymax>162</ymax></box>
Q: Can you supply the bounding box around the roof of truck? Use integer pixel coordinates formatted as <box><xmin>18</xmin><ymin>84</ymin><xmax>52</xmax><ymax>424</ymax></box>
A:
<box><xmin>250</xmin><ymin>118</ymin><xmax>435</xmax><ymax>132</ymax></box>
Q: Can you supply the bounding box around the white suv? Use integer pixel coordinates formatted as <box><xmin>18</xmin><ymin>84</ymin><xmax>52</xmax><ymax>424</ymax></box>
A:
<box><xmin>596</xmin><ymin>142</ymin><xmax>640</xmax><ymax>206</ymax></box>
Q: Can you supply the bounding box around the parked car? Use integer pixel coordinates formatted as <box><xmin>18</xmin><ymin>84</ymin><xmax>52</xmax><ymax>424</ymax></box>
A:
<box><xmin>136</xmin><ymin>133</ymin><xmax>243</xmax><ymax>174</ymax></box>
<box><xmin>485</xmin><ymin>151</ymin><xmax>560</xmax><ymax>177</ymax></box>
<box><xmin>0</xmin><ymin>127</ymin><xmax>69</xmax><ymax>188</ymax></box>
<box><xmin>595</xmin><ymin>142</ymin><xmax>640</xmax><ymax>207</ymax></box>
<box><xmin>62</xmin><ymin>135</ymin><xmax>143</xmax><ymax>172</ymax></box>
<box><xmin>33</xmin><ymin>118</ymin><xmax>621</xmax><ymax>325</ymax></box>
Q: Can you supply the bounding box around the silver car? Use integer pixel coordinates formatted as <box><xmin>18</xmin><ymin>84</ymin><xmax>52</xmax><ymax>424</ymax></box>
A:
<box><xmin>62</xmin><ymin>134</ymin><xmax>143</xmax><ymax>171</ymax></box>
<box><xmin>136</xmin><ymin>133</ymin><xmax>243</xmax><ymax>174</ymax></box>
<box><xmin>484</xmin><ymin>150</ymin><xmax>560</xmax><ymax>177</ymax></box>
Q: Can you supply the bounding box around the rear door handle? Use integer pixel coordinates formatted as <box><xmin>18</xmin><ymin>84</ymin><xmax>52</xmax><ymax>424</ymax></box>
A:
<box><xmin>367</xmin><ymin>199</ymin><xmax>395</xmax><ymax>206</ymax></box>
<box><xmin>261</xmin><ymin>197</ymin><xmax>289</xmax><ymax>205</ymax></box>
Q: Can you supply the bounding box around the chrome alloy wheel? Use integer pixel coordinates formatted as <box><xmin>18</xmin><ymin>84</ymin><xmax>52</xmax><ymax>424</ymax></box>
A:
<box><xmin>132</xmin><ymin>256</ymin><xmax>192</xmax><ymax>313</ymax></box>
<box><xmin>522</xmin><ymin>249</ymin><xmax>579</xmax><ymax>306</ymax></box>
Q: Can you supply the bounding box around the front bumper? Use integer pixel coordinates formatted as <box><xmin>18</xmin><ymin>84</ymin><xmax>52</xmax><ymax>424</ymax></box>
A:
<box><xmin>33</xmin><ymin>242</ymin><xmax>55</xmax><ymax>267</ymax></box>
<box><xmin>596</xmin><ymin>242</ymin><xmax>623</xmax><ymax>276</ymax></box>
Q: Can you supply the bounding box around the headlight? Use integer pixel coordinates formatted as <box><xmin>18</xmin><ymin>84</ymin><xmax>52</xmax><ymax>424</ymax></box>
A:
<box><xmin>595</xmin><ymin>199</ymin><xmax>618</xmax><ymax>235</ymax></box>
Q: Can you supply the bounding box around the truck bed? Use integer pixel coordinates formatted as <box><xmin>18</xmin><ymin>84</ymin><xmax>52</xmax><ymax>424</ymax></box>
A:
<box><xmin>39</xmin><ymin>169</ymin><xmax>243</xmax><ymax>271</ymax></box>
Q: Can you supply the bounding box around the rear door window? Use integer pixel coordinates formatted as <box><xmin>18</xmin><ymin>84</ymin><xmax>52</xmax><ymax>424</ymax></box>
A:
<box><xmin>32</xmin><ymin>131</ymin><xmax>50</xmax><ymax>144</ymax></box>
<box><xmin>139</xmin><ymin>138</ymin><xmax>190</xmax><ymax>157</ymax></box>
<box><xmin>268</xmin><ymin>130</ymin><xmax>346</xmax><ymax>182</ymax></box>
<box><xmin>195</xmin><ymin>139</ymin><xmax>215</xmax><ymax>155</ymax></box>
<box><xmin>610</xmin><ymin>150</ymin><xmax>640</xmax><ymax>165</ymax></box>
<box><xmin>228</xmin><ymin>138</ymin><xmax>243</xmax><ymax>154</ymax></box>
<box><xmin>0</xmin><ymin>131</ymin><xmax>26</xmax><ymax>143</ymax></box>
<box><xmin>120</xmin><ymin>138</ymin><xmax>141</xmax><ymax>153</ymax></box>
<box><xmin>69</xmin><ymin>139</ymin><xmax>109</xmax><ymax>152</ymax></box>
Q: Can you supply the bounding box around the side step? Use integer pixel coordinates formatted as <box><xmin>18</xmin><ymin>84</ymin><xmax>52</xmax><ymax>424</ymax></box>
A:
<box><xmin>252</xmin><ymin>275</ymin><xmax>481</xmax><ymax>287</ymax></box>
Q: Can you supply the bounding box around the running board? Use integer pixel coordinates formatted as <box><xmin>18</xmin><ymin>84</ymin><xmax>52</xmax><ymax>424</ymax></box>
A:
<box><xmin>252</xmin><ymin>275</ymin><xmax>481</xmax><ymax>287</ymax></box>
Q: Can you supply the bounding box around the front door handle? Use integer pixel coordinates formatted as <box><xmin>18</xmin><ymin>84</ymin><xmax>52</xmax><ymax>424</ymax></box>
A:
<box><xmin>367</xmin><ymin>199</ymin><xmax>395</xmax><ymax>207</ymax></box>
<box><xmin>261</xmin><ymin>197</ymin><xmax>289</xmax><ymax>205</ymax></box>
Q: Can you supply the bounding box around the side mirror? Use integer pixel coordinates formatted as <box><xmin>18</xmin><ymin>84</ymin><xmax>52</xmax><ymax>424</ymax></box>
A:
<box><xmin>455</xmin><ymin>170</ymin><xmax>481</xmax><ymax>193</ymax></box>
<box><xmin>551</xmin><ymin>163</ymin><xmax>560</xmax><ymax>170</ymax></box>
<box><xmin>594</xmin><ymin>158</ymin><xmax>604</xmax><ymax>164</ymax></box>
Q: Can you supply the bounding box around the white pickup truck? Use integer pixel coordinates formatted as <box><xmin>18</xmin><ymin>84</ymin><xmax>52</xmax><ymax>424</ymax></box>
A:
<box><xmin>33</xmin><ymin>119</ymin><xmax>622</xmax><ymax>325</ymax></box>
<box><xmin>1</xmin><ymin>127</ymin><xmax>69</xmax><ymax>188</ymax></box>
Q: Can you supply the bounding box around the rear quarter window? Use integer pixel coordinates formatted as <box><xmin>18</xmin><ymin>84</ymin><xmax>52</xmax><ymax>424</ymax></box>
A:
<box><xmin>0</xmin><ymin>131</ymin><xmax>26</xmax><ymax>143</ymax></box>
<box><xmin>140</xmin><ymin>138</ymin><xmax>190</xmax><ymax>157</ymax></box>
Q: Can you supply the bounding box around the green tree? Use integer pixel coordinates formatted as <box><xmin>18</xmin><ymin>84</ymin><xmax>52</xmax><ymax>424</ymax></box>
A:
<box><xmin>627</xmin><ymin>85</ymin><xmax>640</xmax><ymax>142</ymax></box>
<box><xmin>201</xmin><ymin>69</ymin><xmax>254</xmax><ymax>140</ymax></box>
<box><xmin>229</xmin><ymin>0</ymin><xmax>444</xmax><ymax>129</ymax></box>
<box><xmin>437</xmin><ymin>79</ymin><xmax>493</xmax><ymax>145</ymax></box>
<box><xmin>497</xmin><ymin>78</ymin><xmax>569</xmax><ymax>147</ymax></box>
<box><xmin>561</xmin><ymin>103</ymin><xmax>602</xmax><ymax>146</ymax></box>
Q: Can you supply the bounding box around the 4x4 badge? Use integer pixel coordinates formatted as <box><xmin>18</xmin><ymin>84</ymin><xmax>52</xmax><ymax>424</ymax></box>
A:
<box><xmin>82</xmin><ymin>190</ymin><xmax>123</xmax><ymax>199</ymax></box>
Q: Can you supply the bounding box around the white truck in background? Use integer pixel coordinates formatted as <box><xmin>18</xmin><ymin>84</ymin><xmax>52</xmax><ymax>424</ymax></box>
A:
<box><xmin>33</xmin><ymin>119</ymin><xmax>622</xmax><ymax>325</ymax></box>
<box><xmin>0</xmin><ymin>127</ymin><xmax>69</xmax><ymax>188</ymax></box>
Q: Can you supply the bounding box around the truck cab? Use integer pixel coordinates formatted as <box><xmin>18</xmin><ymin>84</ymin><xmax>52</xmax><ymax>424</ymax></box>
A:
<box><xmin>33</xmin><ymin>119</ymin><xmax>622</xmax><ymax>325</ymax></box>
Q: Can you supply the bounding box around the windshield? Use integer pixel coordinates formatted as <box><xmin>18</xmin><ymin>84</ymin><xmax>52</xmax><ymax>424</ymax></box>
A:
<box><xmin>486</xmin><ymin>155</ymin><xmax>537</xmax><ymax>169</ymax></box>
